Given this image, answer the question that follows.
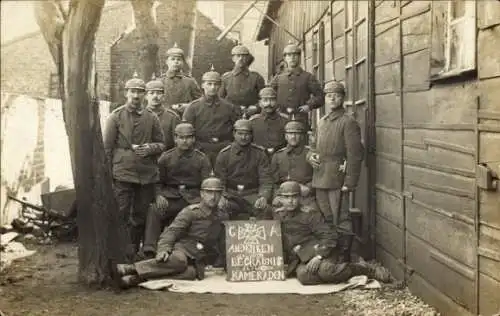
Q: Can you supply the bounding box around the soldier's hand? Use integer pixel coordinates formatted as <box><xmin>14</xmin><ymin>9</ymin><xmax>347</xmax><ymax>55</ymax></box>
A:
<box><xmin>308</xmin><ymin>153</ymin><xmax>321</xmax><ymax>169</ymax></box>
<box><xmin>299</xmin><ymin>184</ymin><xmax>311</xmax><ymax>197</ymax></box>
<box><xmin>218</xmin><ymin>196</ymin><xmax>230</xmax><ymax>211</ymax></box>
<box><xmin>293</xmin><ymin>245</ymin><xmax>302</xmax><ymax>253</ymax></box>
<box><xmin>341</xmin><ymin>185</ymin><xmax>352</xmax><ymax>192</ymax></box>
<box><xmin>306</xmin><ymin>255</ymin><xmax>322</xmax><ymax>274</ymax></box>
<box><xmin>254</xmin><ymin>197</ymin><xmax>268</xmax><ymax>209</ymax></box>
<box><xmin>298</xmin><ymin>105</ymin><xmax>311</xmax><ymax>113</ymax></box>
<box><xmin>135</xmin><ymin>144</ymin><xmax>151</xmax><ymax>157</ymax></box>
<box><xmin>155</xmin><ymin>195</ymin><xmax>169</xmax><ymax>210</ymax></box>
<box><xmin>155</xmin><ymin>251</ymin><xmax>170</xmax><ymax>263</ymax></box>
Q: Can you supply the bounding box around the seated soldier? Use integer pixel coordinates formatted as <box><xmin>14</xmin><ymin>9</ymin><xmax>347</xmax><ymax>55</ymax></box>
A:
<box><xmin>215</xmin><ymin>119</ymin><xmax>273</xmax><ymax>220</ymax></box>
<box><xmin>273</xmin><ymin>181</ymin><xmax>391</xmax><ymax>285</ymax></box>
<box><xmin>249</xmin><ymin>86</ymin><xmax>288</xmax><ymax>156</ymax></box>
<box><xmin>116</xmin><ymin>175</ymin><xmax>227</xmax><ymax>288</ymax></box>
<box><xmin>271</xmin><ymin>120</ymin><xmax>317</xmax><ymax>212</ymax></box>
<box><xmin>142</xmin><ymin>122</ymin><xmax>212</xmax><ymax>257</ymax></box>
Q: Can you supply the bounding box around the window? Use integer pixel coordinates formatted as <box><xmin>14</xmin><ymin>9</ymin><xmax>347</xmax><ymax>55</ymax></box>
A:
<box><xmin>431</xmin><ymin>0</ymin><xmax>476</xmax><ymax>79</ymax></box>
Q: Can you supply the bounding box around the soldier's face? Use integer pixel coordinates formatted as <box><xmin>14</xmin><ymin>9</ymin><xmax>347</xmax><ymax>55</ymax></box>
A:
<box><xmin>285</xmin><ymin>132</ymin><xmax>303</xmax><ymax>147</ymax></box>
<box><xmin>259</xmin><ymin>97</ymin><xmax>278</xmax><ymax>114</ymax></box>
<box><xmin>166</xmin><ymin>56</ymin><xmax>184</xmax><ymax>71</ymax></box>
<box><xmin>146</xmin><ymin>90</ymin><xmax>164</xmax><ymax>107</ymax></box>
<box><xmin>175</xmin><ymin>134</ymin><xmax>195</xmax><ymax>150</ymax></box>
<box><xmin>234</xmin><ymin>130</ymin><xmax>252</xmax><ymax>146</ymax></box>
<box><xmin>281</xmin><ymin>195</ymin><xmax>300</xmax><ymax>211</ymax></box>
<box><xmin>232</xmin><ymin>54</ymin><xmax>248</xmax><ymax>68</ymax></box>
<box><xmin>202</xmin><ymin>81</ymin><xmax>221</xmax><ymax>96</ymax></box>
<box><xmin>284</xmin><ymin>53</ymin><xmax>300</xmax><ymax>68</ymax></box>
<box><xmin>200</xmin><ymin>190</ymin><xmax>222</xmax><ymax>208</ymax></box>
<box><xmin>326</xmin><ymin>92</ymin><xmax>345</xmax><ymax>110</ymax></box>
<box><xmin>126</xmin><ymin>88</ymin><xmax>146</xmax><ymax>107</ymax></box>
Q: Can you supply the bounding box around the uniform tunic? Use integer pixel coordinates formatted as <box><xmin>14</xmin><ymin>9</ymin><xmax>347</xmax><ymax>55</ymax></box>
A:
<box><xmin>148</xmin><ymin>106</ymin><xmax>181</xmax><ymax>151</ymax></box>
<box><xmin>219</xmin><ymin>69</ymin><xmax>265</xmax><ymax>108</ymax></box>
<box><xmin>271</xmin><ymin>145</ymin><xmax>313</xmax><ymax>186</ymax></box>
<box><xmin>183</xmin><ymin>96</ymin><xmax>241</xmax><ymax>164</ymax></box>
<box><xmin>270</xmin><ymin>67</ymin><xmax>324</xmax><ymax>125</ymax></box>
<box><xmin>161</xmin><ymin>70</ymin><xmax>202</xmax><ymax>107</ymax></box>
<box><xmin>249</xmin><ymin>111</ymin><xmax>288</xmax><ymax>155</ymax></box>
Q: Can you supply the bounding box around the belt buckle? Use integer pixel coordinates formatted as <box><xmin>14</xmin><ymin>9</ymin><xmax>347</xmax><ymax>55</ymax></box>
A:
<box><xmin>211</xmin><ymin>137</ymin><xmax>219</xmax><ymax>143</ymax></box>
<box><xmin>266</xmin><ymin>148</ymin><xmax>274</xmax><ymax>154</ymax></box>
<box><xmin>237</xmin><ymin>184</ymin><xmax>245</xmax><ymax>192</ymax></box>
<box><xmin>178</xmin><ymin>184</ymin><xmax>186</xmax><ymax>190</ymax></box>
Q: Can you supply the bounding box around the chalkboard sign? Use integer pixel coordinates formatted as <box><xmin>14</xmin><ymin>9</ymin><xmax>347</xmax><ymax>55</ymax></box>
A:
<box><xmin>225</xmin><ymin>220</ymin><xmax>286</xmax><ymax>282</ymax></box>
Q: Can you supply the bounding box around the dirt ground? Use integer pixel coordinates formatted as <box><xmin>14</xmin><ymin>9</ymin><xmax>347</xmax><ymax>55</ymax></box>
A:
<box><xmin>0</xmin><ymin>243</ymin><xmax>438</xmax><ymax>316</ymax></box>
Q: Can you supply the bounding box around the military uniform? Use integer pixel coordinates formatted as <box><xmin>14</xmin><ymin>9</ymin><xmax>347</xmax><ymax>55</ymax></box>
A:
<box><xmin>116</xmin><ymin>176</ymin><xmax>227</xmax><ymax>285</ymax></box>
<box><xmin>269</xmin><ymin>42</ymin><xmax>324</xmax><ymax>127</ymax></box>
<box><xmin>214</xmin><ymin>121</ymin><xmax>273</xmax><ymax>219</ymax></box>
<box><xmin>183</xmin><ymin>67</ymin><xmax>241</xmax><ymax>165</ymax></box>
<box><xmin>103</xmin><ymin>76</ymin><xmax>165</xmax><ymax>256</ymax></box>
<box><xmin>219</xmin><ymin>45</ymin><xmax>265</xmax><ymax>116</ymax></box>
<box><xmin>161</xmin><ymin>43</ymin><xmax>202</xmax><ymax>113</ymax></box>
<box><xmin>310</xmin><ymin>81</ymin><xmax>364</xmax><ymax>262</ymax></box>
<box><xmin>273</xmin><ymin>181</ymin><xmax>388</xmax><ymax>285</ymax></box>
<box><xmin>143</xmin><ymin>145</ymin><xmax>212</xmax><ymax>253</ymax></box>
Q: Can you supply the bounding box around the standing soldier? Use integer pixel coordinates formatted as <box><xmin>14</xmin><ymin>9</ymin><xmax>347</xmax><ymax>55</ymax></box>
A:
<box><xmin>115</xmin><ymin>174</ymin><xmax>227</xmax><ymax>288</ymax></box>
<box><xmin>142</xmin><ymin>122</ymin><xmax>212</xmax><ymax>257</ymax></box>
<box><xmin>183</xmin><ymin>65</ymin><xmax>241</xmax><ymax>165</ymax></box>
<box><xmin>219</xmin><ymin>44</ymin><xmax>265</xmax><ymax>118</ymax></box>
<box><xmin>308</xmin><ymin>81</ymin><xmax>364</xmax><ymax>263</ymax></box>
<box><xmin>161</xmin><ymin>43</ymin><xmax>202</xmax><ymax>115</ymax></box>
<box><xmin>145</xmin><ymin>75</ymin><xmax>180</xmax><ymax>150</ymax></box>
<box><xmin>270</xmin><ymin>40</ymin><xmax>324</xmax><ymax>128</ymax></box>
<box><xmin>249</xmin><ymin>86</ymin><xmax>288</xmax><ymax>156</ymax></box>
<box><xmin>103</xmin><ymin>73</ymin><xmax>165</xmax><ymax>259</ymax></box>
<box><xmin>271</xmin><ymin>120</ymin><xmax>317</xmax><ymax>211</ymax></box>
<box><xmin>273</xmin><ymin>181</ymin><xmax>390</xmax><ymax>285</ymax></box>
<box><xmin>215</xmin><ymin>119</ymin><xmax>273</xmax><ymax>220</ymax></box>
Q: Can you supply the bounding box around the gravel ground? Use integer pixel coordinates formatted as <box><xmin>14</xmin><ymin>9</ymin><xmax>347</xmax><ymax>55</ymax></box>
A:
<box><xmin>0</xmin><ymin>243</ymin><xmax>440</xmax><ymax>316</ymax></box>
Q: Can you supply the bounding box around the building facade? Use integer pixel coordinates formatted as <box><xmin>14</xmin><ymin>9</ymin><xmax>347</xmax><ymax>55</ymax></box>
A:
<box><xmin>256</xmin><ymin>1</ymin><xmax>500</xmax><ymax>315</ymax></box>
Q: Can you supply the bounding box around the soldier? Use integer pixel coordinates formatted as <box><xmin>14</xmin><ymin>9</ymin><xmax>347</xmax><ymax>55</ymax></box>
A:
<box><xmin>142</xmin><ymin>122</ymin><xmax>212</xmax><ymax>257</ymax></box>
<box><xmin>270</xmin><ymin>120</ymin><xmax>317</xmax><ymax>211</ymax></box>
<box><xmin>215</xmin><ymin>119</ymin><xmax>273</xmax><ymax>220</ymax></box>
<box><xmin>103</xmin><ymin>73</ymin><xmax>165</xmax><ymax>259</ymax></box>
<box><xmin>161</xmin><ymin>43</ymin><xmax>202</xmax><ymax>115</ymax></box>
<box><xmin>273</xmin><ymin>181</ymin><xmax>390</xmax><ymax>285</ymax></box>
<box><xmin>249</xmin><ymin>86</ymin><xmax>288</xmax><ymax>156</ymax></box>
<box><xmin>270</xmin><ymin>40</ymin><xmax>324</xmax><ymax>128</ymax></box>
<box><xmin>145</xmin><ymin>75</ymin><xmax>181</xmax><ymax>150</ymax></box>
<box><xmin>308</xmin><ymin>81</ymin><xmax>364</xmax><ymax>263</ymax></box>
<box><xmin>183</xmin><ymin>65</ymin><xmax>241</xmax><ymax>165</ymax></box>
<box><xmin>219</xmin><ymin>44</ymin><xmax>265</xmax><ymax>118</ymax></box>
<box><xmin>115</xmin><ymin>174</ymin><xmax>227</xmax><ymax>288</ymax></box>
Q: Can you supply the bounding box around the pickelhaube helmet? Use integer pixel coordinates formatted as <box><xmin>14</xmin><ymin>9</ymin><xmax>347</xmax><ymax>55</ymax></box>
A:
<box><xmin>202</xmin><ymin>64</ymin><xmax>222</xmax><ymax>82</ymax></box>
<box><xmin>259</xmin><ymin>86</ymin><xmax>277</xmax><ymax>99</ymax></box>
<box><xmin>283</xmin><ymin>40</ymin><xmax>301</xmax><ymax>55</ymax></box>
<box><xmin>167</xmin><ymin>42</ymin><xmax>185</xmax><ymax>58</ymax></box>
<box><xmin>174</xmin><ymin>121</ymin><xmax>195</xmax><ymax>136</ymax></box>
<box><xmin>125</xmin><ymin>71</ymin><xmax>146</xmax><ymax>90</ymax></box>
<box><xmin>278</xmin><ymin>180</ymin><xmax>301</xmax><ymax>196</ymax></box>
<box><xmin>201</xmin><ymin>171</ymin><xmax>224</xmax><ymax>191</ymax></box>
<box><xmin>324</xmin><ymin>81</ymin><xmax>345</xmax><ymax>95</ymax></box>
<box><xmin>285</xmin><ymin>120</ymin><xmax>305</xmax><ymax>133</ymax></box>
<box><xmin>233</xmin><ymin>119</ymin><xmax>252</xmax><ymax>132</ymax></box>
<box><xmin>145</xmin><ymin>73</ymin><xmax>164</xmax><ymax>91</ymax></box>
<box><xmin>231</xmin><ymin>44</ymin><xmax>250</xmax><ymax>55</ymax></box>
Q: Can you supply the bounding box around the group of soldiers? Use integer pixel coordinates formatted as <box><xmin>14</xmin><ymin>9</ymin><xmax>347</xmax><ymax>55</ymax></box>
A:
<box><xmin>103</xmin><ymin>41</ymin><xmax>390</xmax><ymax>288</ymax></box>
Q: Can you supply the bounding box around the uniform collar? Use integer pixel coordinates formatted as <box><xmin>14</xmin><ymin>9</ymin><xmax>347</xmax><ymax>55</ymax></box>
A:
<box><xmin>327</xmin><ymin>108</ymin><xmax>345</xmax><ymax>121</ymax></box>
<box><xmin>232</xmin><ymin>142</ymin><xmax>250</xmax><ymax>154</ymax></box>
<box><xmin>176</xmin><ymin>147</ymin><xmax>195</xmax><ymax>158</ymax></box>
<box><xmin>147</xmin><ymin>105</ymin><xmax>164</xmax><ymax>116</ymax></box>
<box><xmin>286</xmin><ymin>66</ymin><xmax>303</xmax><ymax>76</ymax></box>
<box><xmin>126</xmin><ymin>103</ymin><xmax>144</xmax><ymax>115</ymax></box>
<box><xmin>203</xmin><ymin>95</ymin><xmax>220</xmax><ymax>107</ymax></box>
<box><xmin>166</xmin><ymin>69</ymin><xmax>182</xmax><ymax>78</ymax></box>
<box><xmin>232</xmin><ymin>68</ymin><xmax>250</xmax><ymax>76</ymax></box>
<box><xmin>262</xmin><ymin>111</ymin><xmax>279</xmax><ymax>120</ymax></box>
<box><xmin>285</xmin><ymin>144</ymin><xmax>304</xmax><ymax>155</ymax></box>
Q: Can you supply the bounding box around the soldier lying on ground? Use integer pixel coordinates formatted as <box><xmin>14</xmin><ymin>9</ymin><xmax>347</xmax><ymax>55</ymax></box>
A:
<box><xmin>115</xmin><ymin>175</ymin><xmax>227</xmax><ymax>288</ymax></box>
<box><xmin>142</xmin><ymin>122</ymin><xmax>212</xmax><ymax>258</ymax></box>
<box><xmin>273</xmin><ymin>181</ymin><xmax>391</xmax><ymax>285</ymax></box>
<box><xmin>271</xmin><ymin>120</ymin><xmax>318</xmax><ymax>212</ymax></box>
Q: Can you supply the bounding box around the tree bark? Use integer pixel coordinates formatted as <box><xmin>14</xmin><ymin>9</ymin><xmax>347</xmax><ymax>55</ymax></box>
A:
<box><xmin>35</xmin><ymin>0</ymin><xmax>128</xmax><ymax>286</ymax></box>
<box><xmin>130</xmin><ymin>0</ymin><xmax>159</xmax><ymax>81</ymax></box>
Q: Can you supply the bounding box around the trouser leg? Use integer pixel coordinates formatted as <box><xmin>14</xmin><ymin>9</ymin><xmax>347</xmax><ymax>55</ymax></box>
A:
<box><xmin>329</xmin><ymin>190</ymin><xmax>353</xmax><ymax>262</ymax></box>
<box><xmin>113</xmin><ymin>180</ymin><xmax>136</xmax><ymax>260</ymax></box>
<box><xmin>130</xmin><ymin>183</ymin><xmax>156</xmax><ymax>253</ymax></box>
<box><xmin>134</xmin><ymin>249</ymin><xmax>189</xmax><ymax>279</ymax></box>
<box><xmin>316</xmin><ymin>189</ymin><xmax>335</xmax><ymax>224</ymax></box>
<box><xmin>295</xmin><ymin>263</ymin><xmax>323</xmax><ymax>285</ymax></box>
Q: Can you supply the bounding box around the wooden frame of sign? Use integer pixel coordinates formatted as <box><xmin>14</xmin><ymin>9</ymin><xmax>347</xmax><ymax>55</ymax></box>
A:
<box><xmin>225</xmin><ymin>220</ymin><xmax>286</xmax><ymax>282</ymax></box>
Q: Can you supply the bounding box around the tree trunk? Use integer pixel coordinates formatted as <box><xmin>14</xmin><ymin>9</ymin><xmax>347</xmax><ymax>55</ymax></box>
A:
<box><xmin>131</xmin><ymin>0</ymin><xmax>159</xmax><ymax>81</ymax></box>
<box><xmin>35</xmin><ymin>0</ymin><xmax>128</xmax><ymax>286</ymax></box>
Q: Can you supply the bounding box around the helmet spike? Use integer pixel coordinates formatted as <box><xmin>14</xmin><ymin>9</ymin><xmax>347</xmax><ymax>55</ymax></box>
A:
<box><xmin>133</xmin><ymin>71</ymin><xmax>139</xmax><ymax>78</ymax></box>
<box><xmin>173</xmin><ymin>42</ymin><xmax>179</xmax><ymax>48</ymax></box>
<box><xmin>151</xmin><ymin>73</ymin><xmax>156</xmax><ymax>80</ymax></box>
<box><xmin>210</xmin><ymin>64</ymin><xmax>215</xmax><ymax>71</ymax></box>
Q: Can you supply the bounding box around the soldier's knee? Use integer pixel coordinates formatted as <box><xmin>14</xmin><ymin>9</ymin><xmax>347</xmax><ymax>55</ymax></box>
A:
<box><xmin>169</xmin><ymin>250</ymin><xmax>189</xmax><ymax>271</ymax></box>
<box><xmin>317</xmin><ymin>262</ymin><xmax>352</xmax><ymax>284</ymax></box>
<box><xmin>296</xmin><ymin>264</ymin><xmax>321</xmax><ymax>285</ymax></box>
